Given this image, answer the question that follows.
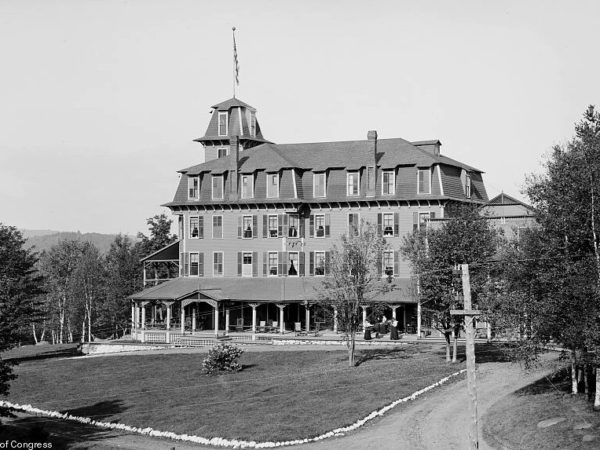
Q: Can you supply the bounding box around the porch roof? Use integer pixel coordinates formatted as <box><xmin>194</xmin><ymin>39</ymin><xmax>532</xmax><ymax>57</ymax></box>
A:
<box><xmin>130</xmin><ymin>277</ymin><xmax>417</xmax><ymax>304</ymax></box>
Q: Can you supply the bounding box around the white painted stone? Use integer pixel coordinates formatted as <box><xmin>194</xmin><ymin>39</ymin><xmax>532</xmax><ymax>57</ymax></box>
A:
<box><xmin>582</xmin><ymin>434</ymin><xmax>596</xmax><ymax>442</ymax></box>
<box><xmin>537</xmin><ymin>417</ymin><xmax>566</xmax><ymax>428</ymax></box>
<box><xmin>574</xmin><ymin>423</ymin><xmax>593</xmax><ymax>430</ymax></box>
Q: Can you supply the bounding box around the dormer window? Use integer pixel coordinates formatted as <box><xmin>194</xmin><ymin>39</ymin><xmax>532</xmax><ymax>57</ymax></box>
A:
<box><xmin>347</xmin><ymin>171</ymin><xmax>360</xmax><ymax>196</ymax></box>
<box><xmin>417</xmin><ymin>169</ymin><xmax>431</xmax><ymax>195</ymax></box>
<box><xmin>218</xmin><ymin>112</ymin><xmax>228</xmax><ymax>136</ymax></box>
<box><xmin>188</xmin><ymin>176</ymin><xmax>199</xmax><ymax>199</ymax></box>
<box><xmin>382</xmin><ymin>170</ymin><xmax>395</xmax><ymax>195</ymax></box>
<box><xmin>266</xmin><ymin>173</ymin><xmax>279</xmax><ymax>198</ymax></box>
<box><xmin>465</xmin><ymin>173</ymin><xmax>472</xmax><ymax>198</ymax></box>
<box><xmin>313</xmin><ymin>172</ymin><xmax>326</xmax><ymax>198</ymax></box>
<box><xmin>250</xmin><ymin>112</ymin><xmax>256</xmax><ymax>137</ymax></box>
<box><xmin>217</xmin><ymin>148</ymin><xmax>228</xmax><ymax>158</ymax></box>
<box><xmin>241</xmin><ymin>174</ymin><xmax>254</xmax><ymax>199</ymax></box>
<box><xmin>212</xmin><ymin>175</ymin><xmax>224</xmax><ymax>200</ymax></box>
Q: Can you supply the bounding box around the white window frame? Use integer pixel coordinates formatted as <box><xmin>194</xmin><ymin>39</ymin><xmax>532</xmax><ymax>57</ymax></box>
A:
<box><xmin>314</xmin><ymin>251</ymin><xmax>326</xmax><ymax>277</ymax></box>
<box><xmin>288</xmin><ymin>214</ymin><xmax>299</xmax><ymax>238</ymax></box>
<box><xmin>188</xmin><ymin>176</ymin><xmax>199</xmax><ymax>200</ymax></box>
<box><xmin>241</xmin><ymin>174</ymin><xmax>254</xmax><ymax>199</ymax></box>
<box><xmin>189</xmin><ymin>216</ymin><xmax>200</xmax><ymax>239</ymax></box>
<box><xmin>417</xmin><ymin>169</ymin><xmax>431</xmax><ymax>195</ymax></box>
<box><xmin>212</xmin><ymin>175</ymin><xmax>224</xmax><ymax>200</ymax></box>
<box><xmin>348</xmin><ymin>212</ymin><xmax>360</xmax><ymax>235</ymax></box>
<box><xmin>314</xmin><ymin>214</ymin><xmax>325</xmax><ymax>238</ymax></box>
<box><xmin>242</xmin><ymin>215</ymin><xmax>253</xmax><ymax>239</ymax></box>
<box><xmin>212</xmin><ymin>215</ymin><xmax>223</xmax><ymax>239</ymax></box>
<box><xmin>266</xmin><ymin>173</ymin><xmax>279</xmax><ymax>198</ymax></box>
<box><xmin>383</xmin><ymin>251</ymin><xmax>394</xmax><ymax>277</ymax></box>
<box><xmin>217</xmin><ymin>147</ymin><xmax>228</xmax><ymax>158</ymax></box>
<box><xmin>190</xmin><ymin>252</ymin><xmax>200</xmax><ymax>277</ymax></box>
<box><xmin>218</xmin><ymin>112</ymin><xmax>228</xmax><ymax>136</ymax></box>
<box><xmin>242</xmin><ymin>251</ymin><xmax>253</xmax><ymax>277</ymax></box>
<box><xmin>465</xmin><ymin>173</ymin><xmax>472</xmax><ymax>198</ymax></box>
<box><xmin>268</xmin><ymin>251</ymin><xmax>278</xmax><ymax>277</ymax></box>
<box><xmin>418</xmin><ymin>212</ymin><xmax>431</xmax><ymax>231</ymax></box>
<box><xmin>288</xmin><ymin>251</ymin><xmax>299</xmax><ymax>277</ymax></box>
<box><xmin>382</xmin><ymin>170</ymin><xmax>395</xmax><ymax>195</ymax></box>
<box><xmin>347</xmin><ymin>171</ymin><xmax>360</xmax><ymax>196</ymax></box>
<box><xmin>268</xmin><ymin>214</ymin><xmax>278</xmax><ymax>238</ymax></box>
<box><xmin>313</xmin><ymin>172</ymin><xmax>326</xmax><ymax>198</ymax></box>
<box><xmin>383</xmin><ymin>213</ymin><xmax>394</xmax><ymax>237</ymax></box>
<box><xmin>213</xmin><ymin>252</ymin><xmax>224</xmax><ymax>277</ymax></box>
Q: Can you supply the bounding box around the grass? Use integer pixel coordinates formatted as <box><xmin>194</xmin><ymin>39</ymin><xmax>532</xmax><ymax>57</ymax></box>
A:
<box><xmin>482</xmin><ymin>368</ymin><xmax>600</xmax><ymax>450</ymax></box>
<box><xmin>4</xmin><ymin>344</ymin><xmax>464</xmax><ymax>442</ymax></box>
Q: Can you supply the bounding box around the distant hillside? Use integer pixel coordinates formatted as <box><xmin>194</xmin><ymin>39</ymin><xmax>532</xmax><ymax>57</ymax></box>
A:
<box><xmin>21</xmin><ymin>230</ymin><xmax>138</xmax><ymax>255</ymax></box>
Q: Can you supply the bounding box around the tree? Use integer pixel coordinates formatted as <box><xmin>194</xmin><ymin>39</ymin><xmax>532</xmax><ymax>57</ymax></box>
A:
<box><xmin>136</xmin><ymin>213</ymin><xmax>178</xmax><ymax>285</ymax></box>
<box><xmin>401</xmin><ymin>204</ymin><xmax>500</xmax><ymax>362</ymax></box>
<box><xmin>317</xmin><ymin>221</ymin><xmax>389</xmax><ymax>367</ymax></box>
<box><xmin>0</xmin><ymin>224</ymin><xmax>45</xmax><ymax>412</ymax></box>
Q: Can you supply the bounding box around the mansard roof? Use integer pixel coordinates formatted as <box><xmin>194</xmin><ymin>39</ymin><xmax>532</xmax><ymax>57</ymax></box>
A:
<box><xmin>211</xmin><ymin>97</ymin><xmax>256</xmax><ymax>111</ymax></box>
<box><xmin>181</xmin><ymin>137</ymin><xmax>482</xmax><ymax>176</ymax></box>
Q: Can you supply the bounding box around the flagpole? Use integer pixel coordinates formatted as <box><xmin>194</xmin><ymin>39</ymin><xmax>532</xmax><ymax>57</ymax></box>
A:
<box><xmin>232</xmin><ymin>26</ymin><xmax>237</xmax><ymax>99</ymax></box>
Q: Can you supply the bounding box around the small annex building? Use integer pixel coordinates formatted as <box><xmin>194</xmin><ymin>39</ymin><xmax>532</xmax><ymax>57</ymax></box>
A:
<box><xmin>129</xmin><ymin>97</ymin><xmax>489</xmax><ymax>343</ymax></box>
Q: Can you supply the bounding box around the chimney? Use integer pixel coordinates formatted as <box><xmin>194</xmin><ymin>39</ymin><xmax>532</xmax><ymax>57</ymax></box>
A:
<box><xmin>229</xmin><ymin>135</ymin><xmax>240</xmax><ymax>200</ymax></box>
<box><xmin>367</xmin><ymin>130</ymin><xmax>377</xmax><ymax>196</ymax></box>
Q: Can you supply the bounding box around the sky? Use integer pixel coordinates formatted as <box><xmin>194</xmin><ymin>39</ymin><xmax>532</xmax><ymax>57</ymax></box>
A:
<box><xmin>1</xmin><ymin>0</ymin><xmax>599</xmax><ymax>235</ymax></box>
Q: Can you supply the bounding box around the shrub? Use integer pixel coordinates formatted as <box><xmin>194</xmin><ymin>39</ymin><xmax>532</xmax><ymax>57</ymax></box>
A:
<box><xmin>202</xmin><ymin>343</ymin><xmax>244</xmax><ymax>375</ymax></box>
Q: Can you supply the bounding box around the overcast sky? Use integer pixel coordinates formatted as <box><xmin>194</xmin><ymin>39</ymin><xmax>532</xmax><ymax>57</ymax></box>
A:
<box><xmin>1</xmin><ymin>0</ymin><xmax>599</xmax><ymax>235</ymax></box>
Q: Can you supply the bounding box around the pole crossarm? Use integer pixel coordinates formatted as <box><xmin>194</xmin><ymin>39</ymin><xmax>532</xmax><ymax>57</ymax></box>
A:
<box><xmin>450</xmin><ymin>309</ymin><xmax>481</xmax><ymax>316</ymax></box>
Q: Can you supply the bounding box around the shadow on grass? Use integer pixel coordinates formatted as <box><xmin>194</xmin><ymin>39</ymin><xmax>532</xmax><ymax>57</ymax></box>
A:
<box><xmin>436</xmin><ymin>343</ymin><xmax>512</xmax><ymax>364</ymax></box>
<box><xmin>354</xmin><ymin>346</ymin><xmax>421</xmax><ymax>367</ymax></box>
<box><xmin>514</xmin><ymin>368</ymin><xmax>572</xmax><ymax>396</ymax></box>
<box><xmin>2</xmin><ymin>344</ymin><xmax>82</xmax><ymax>363</ymax></box>
<box><xmin>1</xmin><ymin>399</ymin><xmax>127</xmax><ymax>450</ymax></box>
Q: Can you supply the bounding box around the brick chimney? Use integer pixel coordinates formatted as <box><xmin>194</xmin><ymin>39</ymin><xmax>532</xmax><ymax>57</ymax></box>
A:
<box><xmin>366</xmin><ymin>130</ymin><xmax>377</xmax><ymax>196</ymax></box>
<box><xmin>229</xmin><ymin>136</ymin><xmax>240</xmax><ymax>200</ymax></box>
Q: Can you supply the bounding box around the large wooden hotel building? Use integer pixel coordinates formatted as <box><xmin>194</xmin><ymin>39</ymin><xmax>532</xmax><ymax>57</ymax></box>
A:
<box><xmin>130</xmin><ymin>97</ymin><xmax>488</xmax><ymax>342</ymax></box>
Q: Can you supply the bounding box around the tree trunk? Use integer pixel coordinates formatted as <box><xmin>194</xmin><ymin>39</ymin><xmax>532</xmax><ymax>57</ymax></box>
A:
<box><xmin>571</xmin><ymin>351</ymin><xmax>578</xmax><ymax>394</ymax></box>
<box><xmin>594</xmin><ymin>367</ymin><xmax>600</xmax><ymax>410</ymax></box>
<box><xmin>348</xmin><ymin>330</ymin><xmax>356</xmax><ymax>367</ymax></box>
<box><xmin>452</xmin><ymin>328</ymin><xmax>458</xmax><ymax>363</ymax></box>
<box><xmin>444</xmin><ymin>332</ymin><xmax>451</xmax><ymax>362</ymax></box>
<box><xmin>31</xmin><ymin>323</ymin><xmax>38</xmax><ymax>344</ymax></box>
<box><xmin>81</xmin><ymin>314</ymin><xmax>86</xmax><ymax>343</ymax></box>
<box><xmin>584</xmin><ymin>364</ymin><xmax>590</xmax><ymax>397</ymax></box>
<box><xmin>87</xmin><ymin>298</ymin><xmax>92</xmax><ymax>343</ymax></box>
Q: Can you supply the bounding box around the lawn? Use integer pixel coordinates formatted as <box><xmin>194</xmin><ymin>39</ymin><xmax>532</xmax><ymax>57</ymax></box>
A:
<box><xmin>482</xmin><ymin>367</ymin><xmax>600</xmax><ymax>449</ymax></box>
<box><xmin>6</xmin><ymin>344</ymin><xmax>463</xmax><ymax>442</ymax></box>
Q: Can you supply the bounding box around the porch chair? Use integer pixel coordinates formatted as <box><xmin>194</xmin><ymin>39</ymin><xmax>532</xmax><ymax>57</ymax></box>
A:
<box><xmin>236</xmin><ymin>318</ymin><xmax>244</xmax><ymax>332</ymax></box>
<box><xmin>271</xmin><ymin>321</ymin><xmax>278</xmax><ymax>333</ymax></box>
<box><xmin>259</xmin><ymin>320</ymin><xmax>266</xmax><ymax>333</ymax></box>
<box><xmin>295</xmin><ymin>322</ymin><xmax>306</xmax><ymax>336</ymax></box>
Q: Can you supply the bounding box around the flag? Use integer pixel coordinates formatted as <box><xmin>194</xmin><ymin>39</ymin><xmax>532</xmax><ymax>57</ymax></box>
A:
<box><xmin>233</xmin><ymin>27</ymin><xmax>240</xmax><ymax>86</ymax></box>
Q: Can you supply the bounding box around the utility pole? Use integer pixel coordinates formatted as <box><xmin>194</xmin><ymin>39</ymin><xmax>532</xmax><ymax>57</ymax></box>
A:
<box><xmin>451</xmin><ymin>263</ymin><xmax>480</xmax><ymax>450</ymax></box>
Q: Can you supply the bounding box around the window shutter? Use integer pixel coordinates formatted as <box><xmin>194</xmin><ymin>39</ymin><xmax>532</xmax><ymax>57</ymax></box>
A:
<box><xmin>179</xmin><ymin>253</ymin><xmax>184</xmax><ymax>276</ymax></box>
<box><xmin>263</xmin><ymin>214</ymin><xmax>268</xmax><ymax>238</ymax></box>
<box><xmin>282</xmin><ymin>214</ymin><xmax>289</xmax><ymax>237</ymax></box>
<box><xmin>263</xmin><ymin>252</ymin><xmax>267</xmax><ymax>276</ymax></box>
<box><xmin>198</xmin><ymin>217</ymin><xmax>204</xmax><ymax>239</ymax></box>
<box><xmin>413</xmin><ymin>212</ymin><xmax>419</xmax><ymax>232</ymax></box>
<box><xmin>376</xmin><ymin>253</ymin><xmax>382</xmax><ymax>276</ymax></box>
<box><xmin>282</xmin><ymin>251</ymin><xmax>288</xmax><ymax>276</ymax></box>
<box><xmin>394</xmin><ymin>212</ymin><xmax>400</xmax><ymax>237</ymax></box>
<box><xmin>309</xmin><ymin>251</ymin><xmax>314</xmax><ymax>276</ymax></box>
<box><xmin>325</xmin><ymin>214</ymin><xmax>330</xmax><ymax>237</ymax></box>
<box><xmin>299</xmin><ymin>214</ymin><xmax>305</xmax><ymax>238</ymax></box>
<box><xmin>238</xmin><ymin>216</ymin><xmax>242</xmax><ymax>238</ymax></box>
<box><xmin>278</xmin><ymin>214</ymin><xmax>283</xmax><ymax>237</ymax></box>
<box><xmin>199</xmin><ymin>253</ymin><xmax>204</xmax><ymax>277</ymax></box>
<box><xmin>309</xmin><ymin>215</ymin><xmax>314</xmax><ymax>238</ymax></box>
<box><xmin>252</xmin><ymin>251</ymin><xmax>258</xmax><ymax>277</ymax></box>
<box><xmin>377</xmin><ymin>213</ymin><xmax>383</xmax><ymax>233</ymax></box>
<box><xmin>430</xmin><ymin>212</ymin><xmax>436</xmax><ymax>220</ymax></box>
<box><xmin>278</xmin><ymin>251</ymin><xmax>284</xmax><ymax>277</ymax></box>
<box><xmin>252</xmin><ymin>215</ymin><xmax>258</xmax><ymax>238</ymax></box>
<box><xmin>184</xmin><ymin>252</ymin><xmax>190</xmax><ymax>276</ymax></box>
<box><xmin>237</xmin><ymin>252</ymin><xmax>242</xmax><ymax>276</ymax></box>
<box><xmin>325</xmin><ymin>251</ymin><xmax>331</xmax><ymax>275</ymax></box>
<box><xmin>394</xmin><ymin>251</ymin><xmax>399</xmax><ymax>277</ymax></box>
<box><xmin>299</xmin><ymin>252</ymin><xmax>305</xmax><ymax>276</ymax></box>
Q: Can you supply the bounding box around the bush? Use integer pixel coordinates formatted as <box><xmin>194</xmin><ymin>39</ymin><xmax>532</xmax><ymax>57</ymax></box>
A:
<box><xmin>202</xmin><ymin>343</ymin><xmax>244</xmax><ymax>375</ymax></box>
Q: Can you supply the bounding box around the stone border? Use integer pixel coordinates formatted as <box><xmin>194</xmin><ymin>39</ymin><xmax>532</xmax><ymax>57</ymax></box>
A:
<box><xmin>0</xmin><ymin>369</ymin><xmax>466</xmax><ymax>448</ymax></box>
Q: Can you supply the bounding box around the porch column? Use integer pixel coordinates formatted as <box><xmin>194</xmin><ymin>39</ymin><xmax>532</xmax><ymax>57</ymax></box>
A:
<box><xmin>131</xmin><ymin>303</ymin><xmax>135</xmax><ymax>332</ymax></box>
<box><xmin>277</xmin><ymin>304</ymin><xmax>287</xmax><ymax>334</ymax></box>
<box><xmin>192</xmin><ymin>305</ymin><xmax>197</xmax><ymax>332</ymax></box>
<box><xmin>214</xmin><ymin>303</ymin><xmax>219</xmax><ymax>337</ymax></box>
<box><xmin>333</xmin><ymin>307</ymin><xmax>338</xmax><ymax>333</ymax></box>
<box><xmin>304</xmin><ymin>302</ymin><xmax>310</xmax><ymax>332</ymax></box>
<box><xmin>486</xmin><ymin>322</ymin><xmax>492</xmax><ymax>343</ymax></box>
<box><xmin>225</xmin><ymin>307</ymin><xmax>230</xmax><ymax>336</ymax></box>
<box><xmin>391</xmin><ymin>304</ymin><xmax>400</xmax><ymax>320</ymax></box>
<box><xmin>362</xmin><ymin>305</ymin><xmax>367</xmax><ymax>329</ymax></box>
<box><xmin>180</xmin><ymin>304</ymin><xmax>185</xmax><ymax>334</ymax></box>
<box><xmin>165</xmin><ymin>302</ymin><xmax>172</xmax><ymax>330</ymax></box>
<box><xmin>249</xmin><ymin>303</ymin><xmax>258</xmax><ymax>341</ymax></box>
<box><xmin>141</xmin><ymin>302</ymin><xmax>147</xmax><ymax>330</ymax></box>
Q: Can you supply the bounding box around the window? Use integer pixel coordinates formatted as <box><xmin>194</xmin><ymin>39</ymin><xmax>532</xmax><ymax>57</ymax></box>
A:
<box><xmin>382</xmin><ymin>170</ymin><xmax>395</xmax><ymax>195</ymax></box>
<box><xmin>288</xmin><ymin>252</ymin><xmax>299</xmax><ymax>276</ymax></box>
<box><xmin>315</xmin><ymin>214</ymin><xmax>325</xmax><ymax>238</ymax></box>
<box><xmin>268</xmin><ymin>252</ymin><xmax>278</xmax><ymax>276</ymax></box>
<box><xmin>250</xmin><ymin>112</ymin><xmax>256</xmax><ymax>137</ymax></box>
<box><xmin>347</xmin><ymin>171</ymin><xmax>359</xmax><ymax>196</ymax></box>
<box><xmin>313</xmin><ymin>172</ymin><xmax>326</xmax><ymax>198</ymax></box>
<box><xmin>417</xmin><ymin>169</ymin><xmax>431</xmax><ymax>194</ymax></box>
<box><xmin>212</xmin><ymin>175</ymin><xmax>224</xmax><ymax>200</ymax></box>
<box><xmin>465</xmin><ymin>173</ymin><xmax>472</xmax><ymax>198</ymax></box>
<box><xmin>288</xmin><ymin>215</ymin><xmax>299</xmax><ymax>238</ymax></box>
<box><xmin>189</xmin><ymin>217</ymin><xmax>203</xmax><ymax>239</ymax></box>
<box><xmin>218</xmin><ymin>112</ymin><xmax>228</xmax><ymax>136</ymax></box>
<box><xmin>243</xmin><ymin>215</ymin><xmax>253</xmax><ymax>238</ymax></box>
<box><xmin>242</xmin><ymin>252</ymin><xmax>253</xmax><ymax>277</ymax></box>
<box><xmin>383</xmin><ymin>213</ymin><xmax>394</xmax><ymax>236</ymax></box>
<box><xmin>188</xmin><ymin>176</ymin><xmax>199</xmax><ymax>199</ymax></box>
<box><xmin>190</xmin><ymin>253</ymin><xmax>199</xmax><ymax>276</ymax></box>
<box><xmin>268</xmin><ymin>215</ymin><xmax>278</xmax><ymax>238</ymax></box>
<box><xmin>213</xmin><ymin>252</ymin><xmax>223</xmax><ymax>276</ymax></box>
<box><xmin>348</xmin><ymin>213</ymin><xmax>359</xmax><ymax>235</ymax></box>
<box><xmin>383</xmin><ymin>251</ymin><xmax>394</xmax><ymax>277</ymax></box>
<box><xmin>314</xmin><ymin>251</ymin><xmax>325</xmax><ymax>276</ymax></box>
<box><xmin>413</xmin><ymin>211</ymin><xmax>433</xmax><ymax>232</ymax></box>
<box><xmin>266</xmin><ymin>173</ymin><xmax>279</xmax><ymax>198</ymax></box>
<box><xmin>217</xmin><ymin>148</ymin><xmax>228</xmax><ymax>158</ymax></box>
<box><xmin>241</xmin><ymin>174</ymin><xmax>254</xmax><ymax>199</ymax></box>
<box><xmin>178</xmin><ymin>216</ymin><xmax>183</xmax><ymax>241</ymax></box>
<box><xmin>212</xmin><ymin>216</ymin><xmax>223</xmax><ymax>239</ymax></box>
